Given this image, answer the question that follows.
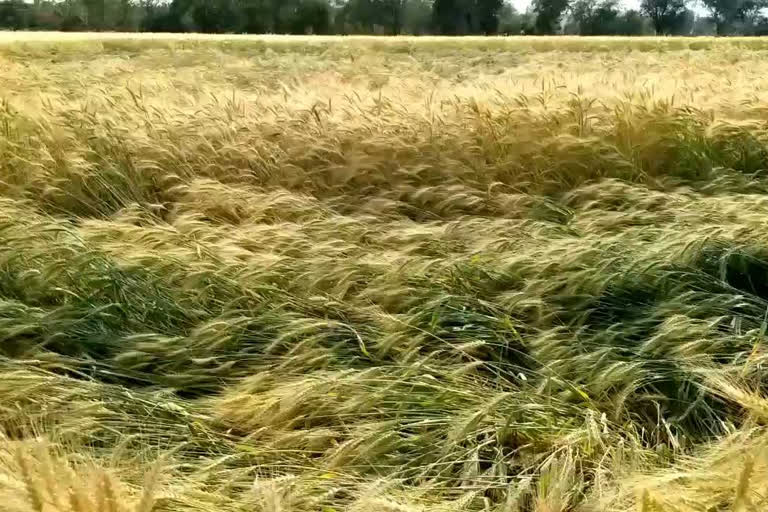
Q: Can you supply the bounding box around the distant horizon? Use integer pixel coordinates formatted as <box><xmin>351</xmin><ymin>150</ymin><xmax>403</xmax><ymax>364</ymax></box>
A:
<box><xmin>509</xmin><ymin>0</ymin><xmax>708</xmax><ymax>16</ymax></box>
<box><xmin>18</xmin><ymin>0</ymin><xmax>713</xmax><ymax>20</ymax></box>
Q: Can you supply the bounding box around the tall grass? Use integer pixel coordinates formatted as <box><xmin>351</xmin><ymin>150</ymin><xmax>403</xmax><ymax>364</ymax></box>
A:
<box><xmin>2</xmin><ymin>35</ymin><xmax>768</xmax><ymax>511</ymax></box>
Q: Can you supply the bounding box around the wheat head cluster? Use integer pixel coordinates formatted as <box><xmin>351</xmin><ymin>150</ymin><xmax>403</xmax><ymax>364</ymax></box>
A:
<box><xmin>2</xmin><ymin>34</ymin><xmax>768</xmax><ymax>512</ymax></box>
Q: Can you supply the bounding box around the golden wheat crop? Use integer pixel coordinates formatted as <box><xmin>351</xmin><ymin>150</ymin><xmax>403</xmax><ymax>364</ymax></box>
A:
<box><xmin>3</xmin><ymin>33</ymin><xmax>768</xmax><ymax>511</ymax></box>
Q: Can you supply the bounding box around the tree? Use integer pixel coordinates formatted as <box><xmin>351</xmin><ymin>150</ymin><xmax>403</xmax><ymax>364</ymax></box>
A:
<box><xmin>614</xmin><ymin>8</ymin><xmax>651</xmax><ymax>34</ymax></box>
<box><xmin>340</xmin><ymin>0</ymin><xmax>375</xmax><ymax>32</ymax></box>
<box><xmin>270</xmin><ymin>0</ymin><xmax>297</xmax><ymax>32</ymax></box>
<box><xmin>0</xmin><ymin>0</ymin><xmax>30</xmax><ymax>29</ymax></box>
<box><xmin>475</xmin><ymin>0</ymin><xmax>503</xmax><ymax>33</ymax></box>
<box><xmin>138</xmin><ymin>0</ymin><xmax>173</xmax><ymax>31</ymax></box>
<box><xmin>340</xmin><ymin>0</ymin><xmax>406</xmax><ymax>34</ymax></box>
<box><xmin>291</xmin><ymin>0</ymin><xmax>331</xmax><ymax>34</ymax></box>
<box><xmin>749</xmin><ymin>14</ymin><xmax>768</xmax><ymax>33</ymax></box>
<box><xmin>237</xmin><ymin>0</ymin><xmax>271</xmax><ymax>32</ymax></box>
<box><xmin>569</xmin><ymin>0</ymin><xmax>628</xmax><ymax>34</ymax></box>
<box><xmin>402</xmin><ymin>0</ymin><xmax>432</xmax><ymax>34</ymax></box>
<box><xmin>497</xmin><ymin>1</ymin><xmax>519</xmax><ymax>32</ymax></box>
<box><xmin>668</xmin><ymin>7</ymin><xmax>694</xmax><ymax>34</ymax></box>
<box><xmin>700</xmin><ymin>0</ymin><xmax>768</xmax><ymax>34</ymax></box>
<box><xmin>190</xmin><ymin>0</ymin><xmax>238</xmax><ymax>32</ymax></box>
<box><xmin>432</xmin><ymin>0</ymin><xmax>504</xmax><ymax>34</ymax></box>
<box><xmin>56</xmin><ymin>0</ymin><xmax>86</xmax><ymax>30</ymax></box>
<box><xmin>738</xmin><ymin>0</ymin><xmax>768</xmax><ymax>29</ymax></box>
<box><xmin>149</xmin><ymin>0</ymin><xmax>192</xmax><ymax>31</ymax></box>
<box><xmin>83</xmin><ymin>0</ymin><xmax>105</xmax><ymax>28</ymax></box>
<box><xmin>433</xmin><ymin>0</ymin><xmax>461</xmax><ymax>33</ymax></box>
<box><xmin>383</xmin><ymin>0</ymin><xmax>406</xmax><ymax>34</ymax></box>
<box><xmin>640</xmin><ymin>0</ymin><xmax>688</xmax><ymax>34</ymax></box>
<box><xmin>116</xmin><ymin>0</ymin><xmax>137</xmax><ymax>30</ymax></box>
<box><xmin>532</xmin><ymin>0</ymin><xmax>570</xmax><ymax>33</ymax></box>
<box><xmin>691</xmin><ymin>13</ymin><xmax>716</xmax><ymax>33</ymax></box>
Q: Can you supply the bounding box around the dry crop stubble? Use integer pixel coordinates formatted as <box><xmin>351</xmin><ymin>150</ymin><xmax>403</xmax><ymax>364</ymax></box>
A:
<box><xmin>3</xmin><ymin>34</ymin><xmax>768</xmax><ymax>511</ymax></box>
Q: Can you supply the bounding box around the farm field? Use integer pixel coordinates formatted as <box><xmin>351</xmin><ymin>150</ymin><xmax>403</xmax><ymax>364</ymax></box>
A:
<box><xmin>3</xmin><ymin>34</ymin><xmax>768</xmax><ymax>511</ymax></box>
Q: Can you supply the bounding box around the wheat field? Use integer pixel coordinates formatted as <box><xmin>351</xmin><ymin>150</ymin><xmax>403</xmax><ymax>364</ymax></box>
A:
<box><xmin>4</xmin><ymin>34</ymin><xmax>768</xmax><ymax>511</ymax></box>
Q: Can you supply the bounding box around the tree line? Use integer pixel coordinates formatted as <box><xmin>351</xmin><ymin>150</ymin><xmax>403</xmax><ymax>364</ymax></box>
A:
<box><xmin>0</xmin><ymin>0</ymin><xmax>765</xmax><ymax>36</ymax></box>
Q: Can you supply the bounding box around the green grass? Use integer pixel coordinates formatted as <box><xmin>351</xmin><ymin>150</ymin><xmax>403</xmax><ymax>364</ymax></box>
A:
<box><xmin>3</xmin><ymin>34</ymin><xmax>768</xmax><ymax>511</ymax></box>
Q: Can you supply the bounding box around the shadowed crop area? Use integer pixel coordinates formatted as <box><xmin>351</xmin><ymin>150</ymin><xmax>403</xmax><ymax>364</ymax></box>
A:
<box><xmin>4</xmin><ymin>34</ymin><xmax>768</xmax><ymax>511</ymax></box>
